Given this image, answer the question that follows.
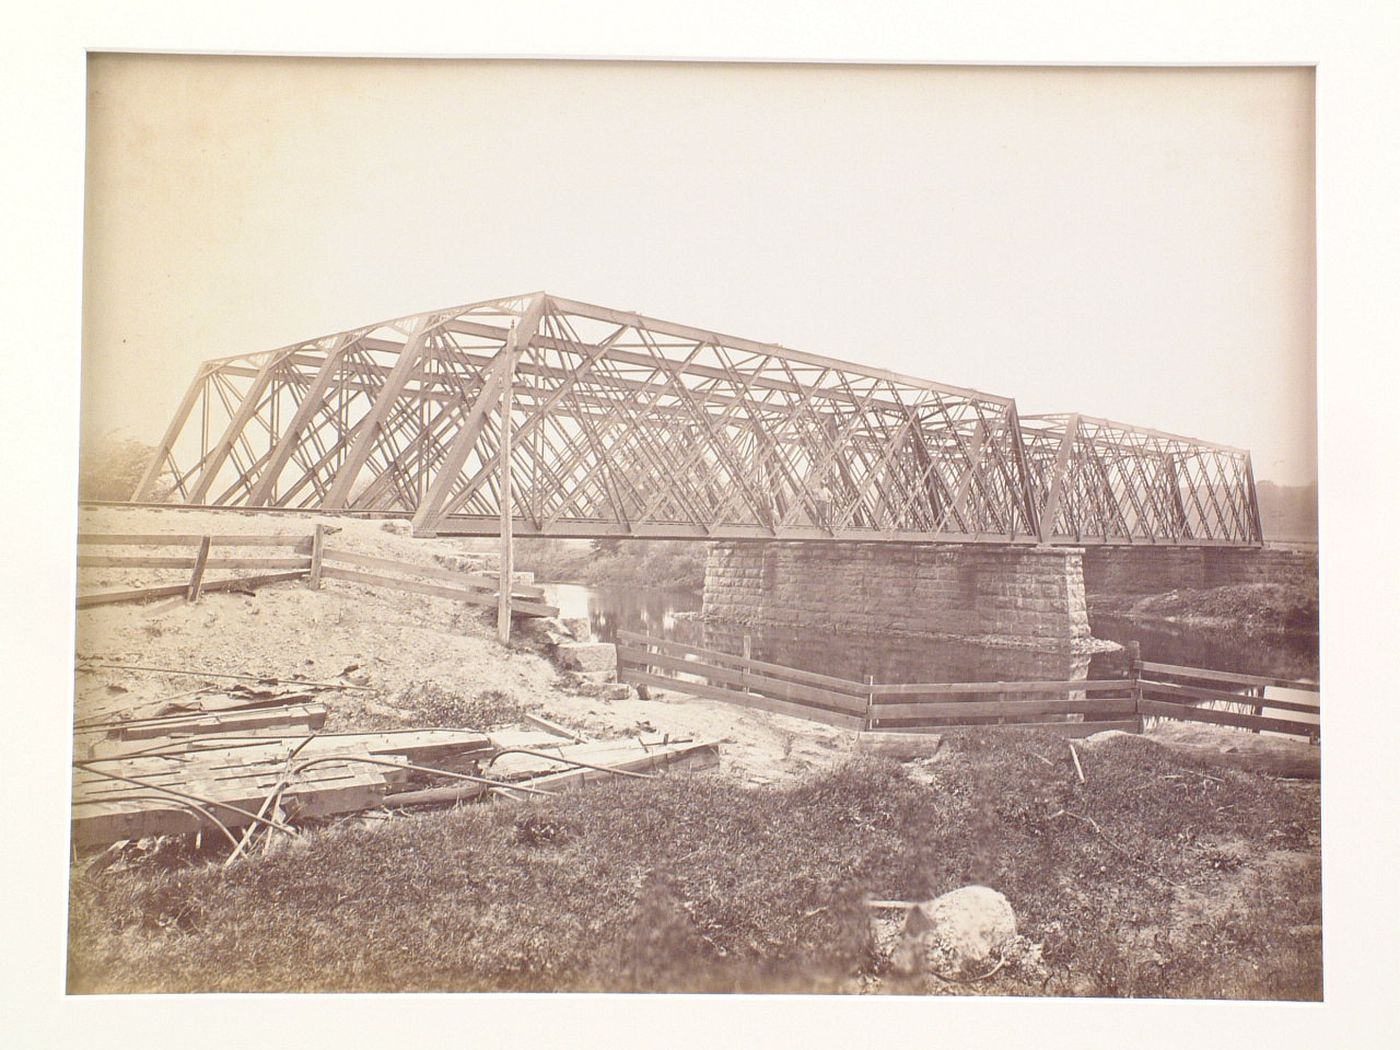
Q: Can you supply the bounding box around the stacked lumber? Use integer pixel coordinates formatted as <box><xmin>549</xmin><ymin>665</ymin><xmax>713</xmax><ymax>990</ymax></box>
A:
<box><xmin>71</xmin><ymin>692</ymin><xmax>719</xmax><ymax>850</ymax></box>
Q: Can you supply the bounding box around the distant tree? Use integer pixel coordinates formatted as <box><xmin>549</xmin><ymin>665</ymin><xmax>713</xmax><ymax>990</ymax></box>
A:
<box><xmin>78</xmin><ymin>437</ymin><xmax>159</xmax><ymax>502</ymax></box>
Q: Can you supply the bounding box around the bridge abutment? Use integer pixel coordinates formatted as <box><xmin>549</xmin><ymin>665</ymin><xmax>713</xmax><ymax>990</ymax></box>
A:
<box><xmin>702</xmin><ymin>542</ymin><xmax>1093</xmax><ymax>654</ymax></box>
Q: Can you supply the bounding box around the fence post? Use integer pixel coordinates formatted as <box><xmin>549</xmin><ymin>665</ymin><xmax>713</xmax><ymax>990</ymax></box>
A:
<box><xmin>864</xmin><ymin>674</ymin><xmax>875</xmax><ymax>731</ymax></box>
<box><xmin>186</xmin><ymin>535</ymin><xmax>211</xmax><ymax>602</ymax></box>
<box><xmin>308</xmin><ymin>524</ymin><xmax>326</xmax><ymax>590</ymax></box>
<box><xmin>742</xmin><ymin>634</ymin><xmax>752</xmax><ymax>694</ymax></box>
<box><xmin>1126</xmin><ymin>641</ymin><xmax>1143</xmax><ymax>731</ymax></box>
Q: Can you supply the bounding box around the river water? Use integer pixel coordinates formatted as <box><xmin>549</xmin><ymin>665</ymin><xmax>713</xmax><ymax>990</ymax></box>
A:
<box><xmin>541</xmin><ymin>581</ymin><xmax>1319</xmax><ymax>687</ymax></box>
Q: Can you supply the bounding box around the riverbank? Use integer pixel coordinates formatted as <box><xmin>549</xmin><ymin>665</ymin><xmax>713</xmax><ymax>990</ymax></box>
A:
<box><xmin>515</xmin><ymin>538</ymin><xmax>706</xmax><ymax>592</ymax></box>
<box><xmin>1088</xmin><ymin>580</ymin><xmax>1319</xmax><ymax>642</ymax></box>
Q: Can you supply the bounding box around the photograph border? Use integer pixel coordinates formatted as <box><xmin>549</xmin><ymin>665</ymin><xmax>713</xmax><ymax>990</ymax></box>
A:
<box><xmin>6</xmin><ymin>3</ymin><xmax>1396</xmax><ymax>1048</ymax></box>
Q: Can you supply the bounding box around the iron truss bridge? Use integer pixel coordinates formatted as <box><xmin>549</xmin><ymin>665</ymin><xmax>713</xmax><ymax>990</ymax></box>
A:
<box><xmin>133</xmin><ymin>292</ymin><xmax>1263</xmax><ymax>546</ymax></box>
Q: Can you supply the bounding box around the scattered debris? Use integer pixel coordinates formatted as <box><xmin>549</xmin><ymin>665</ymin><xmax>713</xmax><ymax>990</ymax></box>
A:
<box><xmin>70</xmin><ymin>690</ymin><xmax>719</xmax><ymax>852</ymax></box>
<box><xmin>74</xmin><ymin>661</ymin><xmax>376</xmax><ymax>692</ymax></box>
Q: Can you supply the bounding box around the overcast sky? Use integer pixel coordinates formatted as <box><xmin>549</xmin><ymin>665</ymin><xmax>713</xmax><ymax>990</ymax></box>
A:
<box><xmin>81</xmin><ymin>56</ymin><xmax>1315</xmax><ymax>484</ymax></box>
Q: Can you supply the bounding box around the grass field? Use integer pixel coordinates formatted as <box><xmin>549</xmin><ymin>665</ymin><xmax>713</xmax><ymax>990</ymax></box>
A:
<box><xmin>67</xmin><ymin>730</ymin><xmax>1320</xmax><ymax>998</ymax></box>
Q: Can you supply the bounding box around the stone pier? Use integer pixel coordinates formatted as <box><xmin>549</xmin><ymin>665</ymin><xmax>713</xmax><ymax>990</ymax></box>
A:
<box><xmin>702</xmin><ymin>542</ymin><xmax>1092</xmax><ymax>654</ymax></box>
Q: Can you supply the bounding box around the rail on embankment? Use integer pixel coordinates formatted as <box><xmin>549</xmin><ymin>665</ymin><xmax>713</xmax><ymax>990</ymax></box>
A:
<box><xmin>616</xmin><ymin>632</ymin><xmax>1319</xmax><ymax>741</ymax></box>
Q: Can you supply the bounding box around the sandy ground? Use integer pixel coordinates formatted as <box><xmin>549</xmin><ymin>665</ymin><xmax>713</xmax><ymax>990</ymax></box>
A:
<box><xmin>74</xmin><ymin>506</ymin><xmax>861</xmax><ymax>783</ymax></box>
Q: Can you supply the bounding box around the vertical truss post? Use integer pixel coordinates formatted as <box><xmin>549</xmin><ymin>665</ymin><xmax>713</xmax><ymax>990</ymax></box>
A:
<box><xmin>185</xmin><ymin>351</ymin><xmax>287</xmax><ymax>503</ymax></box>
<box><xmin>1007</xmin><ymin>403</ymin><xmax>1040</xmax><ymax>542</ymax></box>
<box><xmin>133</xmin><ymin>367</ymin><xmax>208</xmax><ymax>499</ymax></box>
<box><xmin>322</xmin><ymin>320</ymin><xmax>436</xmax><ymax>510</ymax></box>
<box><xmin>942</xmin><ymin>420</ymin><xmax>990</xmax><ymax>534</ymax></box>
<box><xmin>246</xmin><ymin>334</ymin><xmax>355</xmax><ymax>507</ymax></box>
<box><xmin>1038</xmin><ymin>413</ymin><xmax>1080</xmax><ymax>543</ymax></box>
<box><xmin>412</xmin><ymin>295</ymin><xmax>545</xmax><ymax>536</ymax></box>
<box><xmin>497</xmin><ymin>321</ymin><xmax>524</xmax><ymax>645</ymax></box>
<box><xmin>1242</xmin><ymin>453</ymin><xmax>1265</xmax><ymax>544</ymax></box>
<box><xmin>1163</xmin><ymin>453</ymin><xmax>1192</xmax><ymax>539</ymax></box>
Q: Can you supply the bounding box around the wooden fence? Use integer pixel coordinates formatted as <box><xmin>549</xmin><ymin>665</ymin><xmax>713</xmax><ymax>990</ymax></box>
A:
<box><xmin>1138</xmin><ymin>660</ymin><xmax>1319</xmax><ymax>741</ymax></box>
<box><xmin>616</xmin><ymin>632</ymin><xmax>1320</xmax><ymax>740</ymax></box>
<box><xmin>615</xmin><ymin>630</ymin><xmax>869</xmax><ymax>730</ymax></box>
<box><xmin>76</xmin><ymin>529</ymin><xmax>558</xmax><ymax>618</ymax></box>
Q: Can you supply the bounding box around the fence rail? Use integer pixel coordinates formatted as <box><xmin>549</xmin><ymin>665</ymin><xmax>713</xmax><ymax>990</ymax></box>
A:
<box><xmin>615</xmin><ymin>632</ymin><xmax>1321</xmax><ymax>741</ymax></box>
<box><xmin>615</xmin><ymin>630</ymin><xmax>867</xmax><ymax>730</ymax></box>
<box><xmin>76</xmin><ymin>528</ymin><xmax>558</xmax><ymax>618</ymax></box>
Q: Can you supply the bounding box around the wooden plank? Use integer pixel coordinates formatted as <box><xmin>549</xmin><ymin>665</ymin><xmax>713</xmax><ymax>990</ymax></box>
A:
<box><xmin>318</xmin><ymin>565</ymin><xmax>558</xmax><ymax>617</ymax></box>
<box><xmin>868</xmin><ymin>696</ymin><xmax>1138</xmax><ymax>721</ymax></box>
<box><xmin>320</xmin><ymin>547</ymin><xmax>545</xmax><ymax>598</ymax></box>
<box><xmin>615</xmin><ymin>630</ymin><xmax>868</xmax><ymax>695</ymax></box>
<box><xmin>870</xmin><ymin>679</ymin><xmax>1134</xmax><ymax>698</ymax></box>
<box><xmin>1140</xmin><ymin>660</ymin><xmax>1318</xmax><ymax>693</ymax></box>
<box><xmin>617</xmin><ymin>647</ymin><xmax>869</xmax><ymax>714</ymax></box>
<box><xmin>186</xmin><ymin>536</ymin><xmax>212</xmax><ymax>601</ymax></box>
<box><xmin>77</xmin><ymin>581</ymin><xmax>189</xmax><ymax>608</ymax></box>
<box><xmin>308</xmin><ymin>524</ymin><xmax>326</xmax><ymax>589</ymax></box>
<box><xmin>104</xmin><ymin>703</ymin><xmax>328</xmax><ymax>741</ymax></box>
<box><xmin>77</xmin><ymin>570</ymin><xmax>309</xmax><ymax>609</ymax></box>
<box><xmin>620</xmin><ymin>669</ymin><xmax>865</xmax><ymax>729</ymax></box>
<box><xmin>516</xmin><ymin>741</ymin><xmax>720</xmax><ymax>792</ymax></box>
<box><xmin>78</xmin><ymin>534</ymin><xmax>311</xmax><ymax>548</ymax></box>
<box><xmin>1140</xmin><ymin>680</ymin><xmax>1320</xmax><ymax>714</ymax></box>
<box><xmin>522</xmin><ymin>713</ymin><xmax>588</xmax><ymax>743</ymax></box>
<box><xmin>1137</xmin><ymin>699</ymin><xmax>1319</xmax><ymax>738</ymax></box>
<box><xmin>72</xmin><ymin>766</ymin><xmax>389</xmax><ymax>847</ymax></box>
<box><xmin>79</xmin><ymin>555</ymin><xmax>312</xmax><ymax>570</ymax></box>
<box><xmin>84</xmin><ymin>728</ymin><xmax>492</xmax><ymax>765</ymax></box>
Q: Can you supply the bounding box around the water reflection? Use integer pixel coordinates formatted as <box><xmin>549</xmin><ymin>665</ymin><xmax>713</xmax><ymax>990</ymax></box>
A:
<box><xmin>543</xmin><ymin>583</ymin><xmax>701</xmax><ymax>644</ymax></box>
<box><xmin>1091</xmin><ymin>613</ymin><xmax>1319</xmax><ymax>684</ymax></box>
<box><xmin>541</xmin><ymin>583</ymin><xmax>1317</xmax><ymax>687</ymax></box>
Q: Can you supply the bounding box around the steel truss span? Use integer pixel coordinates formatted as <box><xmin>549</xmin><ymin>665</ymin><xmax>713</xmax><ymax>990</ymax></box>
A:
<box><xmin>134</xmin><ymin>292</ymin><xmax>1263</xmax><ymax>547</ymax></box>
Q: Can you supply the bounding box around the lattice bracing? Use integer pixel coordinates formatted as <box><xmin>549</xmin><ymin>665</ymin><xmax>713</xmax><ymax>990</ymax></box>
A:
<box><xmin>1019</xmin><ymin>414</ymin><xmax>1262</xmax><ymax>546</ymax></box>
<box><xmin>134</xmin><ymin>292</ymin><xmax>1261</xmax><ymax>546</ymax></box>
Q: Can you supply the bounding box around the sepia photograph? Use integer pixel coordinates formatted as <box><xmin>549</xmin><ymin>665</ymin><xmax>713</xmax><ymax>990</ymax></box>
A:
<box><xmin>60</xmin><ymin>52</ymin><xmax>1330</xmax><ymax>1002</ymax></box>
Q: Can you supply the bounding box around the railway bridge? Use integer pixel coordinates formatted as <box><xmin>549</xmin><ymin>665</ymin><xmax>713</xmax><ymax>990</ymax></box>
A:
<box><xmin>134</xmin><ymin>291</ymin><xmax>1267</xmax><ymax>650</ymax></box>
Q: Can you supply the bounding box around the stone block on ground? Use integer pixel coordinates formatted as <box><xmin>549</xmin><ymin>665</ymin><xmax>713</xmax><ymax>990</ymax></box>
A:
<box><xmin>562</xmin><ymin>617</ymin><xmax>592</xmax><ymax>642</ymax></box>
<box><xmin>855</xmin><ymin>731</ymin><xmax>943</xmax><ymax>760</ymax></box>
<box><xmin>891</xmin><ymin>885</ymin><xmax>1017</xmax><ymax>978</ymax></box>
<box><xmin>517</xmin><ymin>615</ymin><xmax>566</xmax><ymax>641</ymax></box>
<box><xmin>556</xmin><ymin>642</ymin><xmax>617</xmax><ymax>674</ymax></box>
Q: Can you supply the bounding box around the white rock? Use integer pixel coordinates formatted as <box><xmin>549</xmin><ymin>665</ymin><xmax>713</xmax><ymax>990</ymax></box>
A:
<box><xmin>891</xmin><ymin>885</ymin><xmax>1017</xmax><ymax>978</ymax></box>
<box><xmin>556</xmin><ymin>641</ymin><xmax>617</xmax><ymax>673</ymax></box>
